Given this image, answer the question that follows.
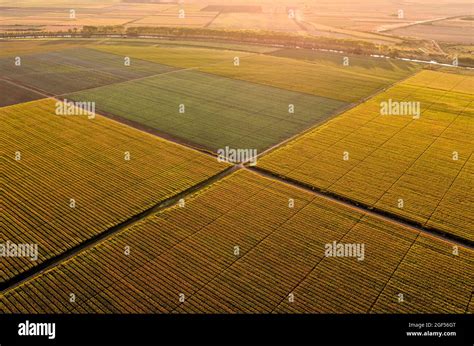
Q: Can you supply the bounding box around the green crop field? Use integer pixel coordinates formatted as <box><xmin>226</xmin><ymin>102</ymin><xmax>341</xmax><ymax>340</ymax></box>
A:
<box><xmin>66</xmin><ymin>69</ymin><xmax>345</xmax><ymax>152</ymax></box>
<box><xmin>98</xmin><ymin>39</ymin><xmax>279</xmax><ymax>53</ymax></box>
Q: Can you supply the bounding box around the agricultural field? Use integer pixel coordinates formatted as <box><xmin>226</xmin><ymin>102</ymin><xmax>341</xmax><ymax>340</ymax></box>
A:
<box><xmin>2</xmin><ymin>170</ymin><xmax>472</xmax><ymax>313</ymax></box>
<box><xmin>86</xmin><ymin>38</ymin><xmax>278</xmax><ymax>53</ymax></box>
<box><xmin>66</xmin><ymin>68</ymin><xmax>345</xmax><ymax>152</ymax></box>
<box><xmin>301</xmin><ymin>0</ymin><xmax>472</xmax><ymax>33</ymax></box>
<box><xmin>2</xmin><ymin>0</ymin><xmax>472</xmax><ymax>47</ymax></box>
<box><xmin>0</xmin><ymin>39</ymin><xmax>94</xmax><ymax>58</ymax></box>
<box><xmin>0</xmin><ymin>47</ymin><xmax>175</xmax><ymax>98</ymax></box>
<box><xmin>130</xmin><ymin>14</ymin><xmax>214</xmax><ymax>28</ymax></box>
<box><xmin>269</xmin><ymin>49</ymin><xmax>421</xmax><ymax>82</ymax></box>
<box><xmin>1</xmin><ymin>99</ymin><xmax>228</xmax><ymax>283</ymax></box>
<box><xmin>258</xmin><ymin>70</ymin><xmax>474</xmax><ymax>243</ymax></box>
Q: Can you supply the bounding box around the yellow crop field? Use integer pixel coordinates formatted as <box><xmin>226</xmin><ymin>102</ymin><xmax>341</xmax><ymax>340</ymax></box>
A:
<box><xmin>1</xmin><ymin>99</ymin><xmax>229</xmax><ymax>283</ymax></box>
<box><xmin>258</xmin><ymin>70</ymin><xmax>474</xmax><ymax>242</ymax></box>
<box><xmin>370</xmin><ymin>235</ymin><xmax>474</xmax><ymax>313</ymax></box>
<box><xmin>2</xmin><ymin>170</ymin><xmax>471</xmax><ymax>313</ymax></box>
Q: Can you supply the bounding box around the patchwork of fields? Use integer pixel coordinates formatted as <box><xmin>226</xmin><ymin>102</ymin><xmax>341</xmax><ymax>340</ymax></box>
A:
<box><xmin>269</xmin><ymin>49</ymin><xmax>421</xmax><ymax>82</ymax></box>
<box><xmin>1</xmin><ymin>99</ymin><xmax>228</xmax><ymax>283</ymax></box>
<box><xmin>258</xmin><ymin>70</ymin><xmax>474</xmax><ymax>242</ymax></box>
<box><xmin>67</xmin><ymin>69</ymin><xmax>345</xmax><ymax>152</ymax></box>
<box><xmin>1</xmin><ymin>39</ymin><xmax>472</xmax><ymax>315</ymax></box>
<box><xmin>2</xmin><ymin>170</ymin><xmax>472</xmax><ymax>313</ymax></box>
<box><xmin>0</xmin><ymin>47</ymin><xmax>175</xmax><ymax>100</ymax></box>
<box><xmin>93</xmin><ymin>44</ymin><xmax>420</xmax><ymax>103</ymax></box>
<box><xmin>63</xmin><ymin>43</ymin><xmax>420</xmax><ymax>153</ymax></box>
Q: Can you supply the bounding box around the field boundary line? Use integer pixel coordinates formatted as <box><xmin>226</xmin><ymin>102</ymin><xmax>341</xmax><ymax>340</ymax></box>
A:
<box><xmin>367</xmin><ymin>234</ymin><xmax>420</xmax><ymax>313</ymax></box>
<box><xmin>0</xmin><ymin>77</ymin><xmax>54</xmax><ymax>98</ymax></box>
<box><xmin>203</xmin><ymin>11</ymin><xmax>221</xmax><ymax>28</ymax></box>
<box><xmin>0</xmin><ymin>165</ymin><xmax>239</xmax><ymax>293</ymax></box>
<box><xmin>270</xmin><ymin>212</ymin><xmax>366</xmax><ymax>313</ymax></box>
<box><xmin>247</xmin><ymin>166</ymin><xmax>474</xmax><ymax>249</ymax></box>
<box><xmin>170</xmin><ymin>190</ymin><xmax>323</xmax><ymax>313</ymax></box>
<box><xmin>1</xmin><ymin>75</ymin><xmax>220</xmax><ymax>159</ymax></box>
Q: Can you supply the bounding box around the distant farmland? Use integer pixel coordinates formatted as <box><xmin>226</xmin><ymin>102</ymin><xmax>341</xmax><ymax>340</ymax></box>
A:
<box><xmin>1</xmin><ymin>99</ymin><xmax>228</xmax><ymax>283</ymax></box>
<box><xmin>258</xmin><ymin>70</ymin><xmax>474</xmax><ymax>243</ymax></box>
<box><xmin>2</xmin><ymin>170</ymin><xmax>472</xmax><ymax>313</ymax></box>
